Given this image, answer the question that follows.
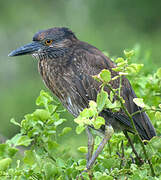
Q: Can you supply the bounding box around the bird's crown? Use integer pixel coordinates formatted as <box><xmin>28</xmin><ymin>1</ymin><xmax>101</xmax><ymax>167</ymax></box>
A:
<box><xmin>33</xmin><ymin>27</ymin><xmax>76</xmax><ymax>42</ymax></box>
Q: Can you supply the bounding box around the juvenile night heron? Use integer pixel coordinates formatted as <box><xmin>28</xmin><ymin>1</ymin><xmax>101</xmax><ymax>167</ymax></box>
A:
<box><xmin>8</xmin><ymin>27</ymin><xmax>156</xmax><ymax>170</ymax></box>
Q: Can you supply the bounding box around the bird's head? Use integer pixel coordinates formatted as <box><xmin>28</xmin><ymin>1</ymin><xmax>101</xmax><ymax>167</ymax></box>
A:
<box><xmin>8</xmin><ymin>27</ymin><xmax>77</xmax><ymax>60</ymax></box>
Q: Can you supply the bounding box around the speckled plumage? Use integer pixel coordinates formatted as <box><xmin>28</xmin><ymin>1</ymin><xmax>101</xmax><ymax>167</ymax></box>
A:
<box><xmin>9</xmin><ymin>27</ymin><xmax>156</xmax><ymax>140</ymax></box>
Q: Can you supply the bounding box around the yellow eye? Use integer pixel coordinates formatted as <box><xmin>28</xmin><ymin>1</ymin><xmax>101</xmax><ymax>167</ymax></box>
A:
<box><xmin>45</xmin><ymin>39</ymin><xmax>53</xmax><ymax>46</ymax></box>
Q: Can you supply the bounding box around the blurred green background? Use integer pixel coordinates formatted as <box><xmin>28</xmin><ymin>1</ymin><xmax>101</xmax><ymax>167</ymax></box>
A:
<box><xmin>0</xmin><ymin>0</ymin><xmax>161</xmax><ymax>156</ymax></box>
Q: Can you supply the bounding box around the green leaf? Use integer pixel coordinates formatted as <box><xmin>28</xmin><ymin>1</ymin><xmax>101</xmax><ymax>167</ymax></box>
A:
<box><xmin>155</xmin><ymin>112</ymin><xmax>161</xmax><ymax>120</ymax></box>
<box><xmin>149</xmin><ymin>136</ymin><xmax>161</xmax><ymax>150</ymax></box>
<box><xmin>59</xmin><ymin>127</ymin><xmax>72</xmax><ymax>136</ymax></box>
<box><xmin>6</xmin><ymin>133</ymin><xmax>22</xmax><ymax>146</ymax></box>
<box><xmin>48</xmin><ymin>104</ymin><xmax>58</xmax><ymax>114</ymax></box>
<box><xmin>79</xmin><ymin>108</ymin><xmax>95</xmax><ymax>118</ymax></box>
<box><xmin>24</xmin><ymin>150</ymin><xmax>36</xmax><ymax>166</ymax></box>
<box><xmin>36</xmin><ymin>90</ymin><xmax>53</xmax><ymax>107</ymax></box>
<box><xmin>44</xmin><ymin>162</ymin><xmax>59</xmax><ymax>178</ymax></box>
<box><xmin>156</xmin><ymin>67</ymin><xmax>161</xmax><ymax>79</ymax></box>
<box><xmin>109</xmin><ymin>91</ymin><xmax>114</xmax><ymax>101</ymax></box>
<box><xmin>126</xmin><ymin>63</ymin><xmax>143</xmax><ymax>74</ymax></box>
<box><xmin>102</xmin><ymin>157</ymin><xmax>118</xmax><ymax>170</ymax></box>
<box><xmin>117</xmin><ymin>60</ymin><xmax>128</xmax><ymax>67</ymax></box>
<box><xmin>17</xmin><ymin>135</ymin><xmax>32</xmax><ymax>146</ymax></box>
<box><xmin>56</xmin><ymin>158</ymin><xmax>65</xmax><ymax>168</ymax></box>
<box><xmin>48</xmin><ymin>140</ymin><xmax>59</xmax><ymax>151</ymax></box>
<box><xmin>112</xmin><ymin>75</ymin><xmax>120</xmax><ymax>80</ymax></box>
<box><xmin>0</xmin><ymin>144</ymin><xmax>18</xmax><ymax>158</ymax></box>
<box><xmin>54</xmin><ymin>118</ymin><xmax>66</xmax><ymax>126</ymax></box>
<box><xmin>93</xmin><ymin>75</ymin><xmax>102</xmax><ymax>82</ymax></box>
<box><xmin>100</xmin><ymin>69</ymin><xmax>111</xmax><ymax>83</ymax></box>
<box><xmin>130</xmin><ymin>173</ymin><xmax>141</xmax><ymax>180</ymax></box>
<box><xmin>74</xmin><ymin>117</ymin><xmax>83</xmax><ymax>125</ymax></box>
<box><xmin>124</xmin><ymin>49</ymin><xmax>135</xmax><ymax>58</ymax></box>
<box><xmin>115</xmin><ymin>57</ymin><xmax>125</xmax><ymax>63</ymax></box>
<box><xmin>93</xmin><ymin>116</ymin><xmax>105</xmax><ymax>129</ymax></box>
<box><xmin>105</xmin><ymin>98</ymin><xmax>113</xmax><ymax>109</ymax></box>
<box><xmin>89</xmin><ymin>101</ymin><xmax>97</xmax><ymax>109</ymax></box>
<box><xmin>8</xmin><ymin>147</ymin><xmax>18</xmax><ymax>158</ymax></box>
<box><xmin>89</xmin><ymin>101</ymin><xmax>97</xmax><ymax>115</ymax></box>
<box><xmin>97</xmin><ymin>89</ymin><xmax>108</xmax><ymax>112</ymax></box>
<box><xmin>0</xmin><ymin>158</ymin><xmax>12</xmax><ymax>171</ymax></box>
<box><xmin>10</xmin><ymin>118</ymin><xmax>21</xmax><ymax>127</ymax></box>
<box><xmin>98</xmin><ymin>175</ymin><xmax>113</xmax><ymax>180</ymax></box>
<box><xmin>133</xmin><ymin>98</ymin><xmax>145</xmax><ymax>108</ymax></box>
<box><xmin>0</xmin><ymin>144</ymin><xmax>8</xmax><ymax>157</ymax></box>
<box><xmin>130</xmin><ymin>163</ymin><xmax>138</xmax><ymax>171</ymax></box>
<box><xmin>112</xmin><ymin>66</ymin><xmax>121</xmax><ymax>72</ymax></box>
<box><xmin>33</xmin><ymin>109</ymin><xmax>50</xmax><ymax>121</ymax></box>
<box><xmin>77</xmin><ymin>146</ymin><xmax>88</xmax><ymax>153</ymax></box>
<box><xmin>46</xmin><ymin>126</ymin><xmax>56</xmax><ymax>135</ymax></box>
<box><xmin>106</xmin><ymin>100</ymin><xmax>121</xmax><ymax>111</ymax></box>
<box><xmin>131</xmin><ymin>63</ymin><xmax>143</xmax><ymax>72</ymax></box>
<box><xmin>76</xmin><ymin>125</ymin><xmax>85</xmax><ymax>134</ymax></box>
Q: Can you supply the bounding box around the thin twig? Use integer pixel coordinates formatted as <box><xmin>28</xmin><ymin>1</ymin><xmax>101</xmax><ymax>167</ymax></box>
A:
<box><xmin>119</xmin><ymin>140</ymin><xmax>124</xmax><ymax>168</ymax></box>
<box><xmin>108</xmin><ymin>140</ymin><xmax>112</xmax><ymax>156</ymax></box>
<box><xmin>124</xmin><ymin>131</ymin><xmax>143</xmax><ymax>164</ymax></box>
<box><xmin>42</xmin><ymin>145</ymin><xmax>56</xmax><ymax>162</ymax></box>
<box><xmin>131</xmin><ymin>108</ymin><xmax>161</xmax><ymax>116</ymax></box>
<box><xmin>118</xmin><ymin>75</ymin><xmax>122</xmax><ymax>97</ymax></box>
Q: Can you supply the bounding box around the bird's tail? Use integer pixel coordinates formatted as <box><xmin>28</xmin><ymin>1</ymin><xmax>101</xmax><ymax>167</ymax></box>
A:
<box><xmin>122</xmin><ymin>82</ymin><xmax>156</xmax><ymax>141</ymax></box>
<box><xmin>132</xmin><ymin>109</ymin><xmax>156</xmax><ymax>140</ymax></box>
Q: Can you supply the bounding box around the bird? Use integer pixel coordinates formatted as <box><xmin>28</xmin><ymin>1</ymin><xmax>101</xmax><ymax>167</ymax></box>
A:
<box><xmin>8</xmin><ymin>27</ymin><xmax>156</xmax><ymax>169</ymax></box>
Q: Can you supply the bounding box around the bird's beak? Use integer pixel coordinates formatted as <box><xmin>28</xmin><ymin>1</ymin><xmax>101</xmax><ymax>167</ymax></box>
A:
<box><xmin>8</xmin><ymin>41</ymin><xmax>42</xmax><ymax>57</ymax></box>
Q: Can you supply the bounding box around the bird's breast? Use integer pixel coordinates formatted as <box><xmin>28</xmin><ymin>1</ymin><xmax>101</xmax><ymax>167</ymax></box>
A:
<box><xmin>38</xmin><ymin>58</ymin><xmax>86</xmax><ymax>116</ymax></box>
<box><xmin>38</xmin><ymin>59</ymin><xmax>63</xmax><ymax>97</ymax></box>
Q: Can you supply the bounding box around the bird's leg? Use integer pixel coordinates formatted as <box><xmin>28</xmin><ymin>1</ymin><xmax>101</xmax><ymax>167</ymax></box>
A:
<box><xmin>123</xmin><ymin>130</ymin><xmax>144</xmax><ymax>164</ymax></box>
<box><xmin>86</xmin><ymin>125</ymin><xmax>114</xmax><ymax>170</ymax></box>
<box><xmin>76</xmin><ymin>128</ymin><xmax>94</xmax><ymax>180</ymax></box>
<box><xmin>86</xmin><ymin>127</ymin><xmax>95</xmax><ymax>163</ymax></box>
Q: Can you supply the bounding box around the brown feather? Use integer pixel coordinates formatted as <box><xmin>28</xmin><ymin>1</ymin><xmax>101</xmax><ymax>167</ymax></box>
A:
<box><xmin>37</xmin><ymin>34</ymin><xmax>156</xmax><ymax>140</ymax></box>
<box><xmin>9</xmin><ymin>27</ymin><xmax>156</xmax><ymax>140</ymax></box>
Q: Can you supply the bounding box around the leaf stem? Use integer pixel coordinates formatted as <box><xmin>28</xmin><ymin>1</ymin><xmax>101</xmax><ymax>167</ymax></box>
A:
<box><xmin>131</xmin><ymin>108</ymin><xmax>161</xmax><ymax>116</ymax></box>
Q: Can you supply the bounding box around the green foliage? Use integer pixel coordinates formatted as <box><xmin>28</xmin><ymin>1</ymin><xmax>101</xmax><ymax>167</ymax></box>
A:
<box><xmin>74</xmin><ymin>49</ymin><xmax>161</xmax><ymax>179</ymax></box>
<box><xmin>0</xmin><ymin>90</ymin><xmax>82</xmax><ymax>179</ymax></box>
<box><xmin>133</xmin><ymin>98</ymin><xmax>146</xmax><ymax>108</ymax></box>
<box><xmin>0</xmin><ymin>50</ymin><xmax>161</xmax><ymax>179</ymax></box>
<box><xmin>1</xmin><ymin>0</ymin><xmax>161</xmax><ymax>140</ymax></box>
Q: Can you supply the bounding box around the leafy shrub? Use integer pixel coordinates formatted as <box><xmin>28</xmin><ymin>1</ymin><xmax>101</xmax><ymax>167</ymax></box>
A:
<box><xmin>0</xmin><ymin>49</ymin><xmax>160</xmax><ymax>179</ymax></box>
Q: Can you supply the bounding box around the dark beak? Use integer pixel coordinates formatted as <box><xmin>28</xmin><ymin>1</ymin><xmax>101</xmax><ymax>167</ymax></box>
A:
<box><xmin>8</xmin><ymin>42</ymin><xmax>42</xmax><ymax>57</ymax></box>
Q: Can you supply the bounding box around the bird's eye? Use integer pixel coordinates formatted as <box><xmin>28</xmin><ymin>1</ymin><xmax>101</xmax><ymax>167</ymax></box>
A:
<box><xmin>45</xmin><ymin>39</ymin><xmax>53</xmax><ymax>46</ymax></box>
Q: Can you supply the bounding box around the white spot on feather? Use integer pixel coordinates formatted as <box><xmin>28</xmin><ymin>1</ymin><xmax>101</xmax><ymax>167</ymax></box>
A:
<box><xmin>67</xmin><ymin>96</ymin><xmax>72</xmax><ymax>107</ymax></box>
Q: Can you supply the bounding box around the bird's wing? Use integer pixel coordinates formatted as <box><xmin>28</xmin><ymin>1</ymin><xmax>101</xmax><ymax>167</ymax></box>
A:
<box><xmin>72</xmin><ymin>43</ymin><xmax>156</xmax><ymax>139</ymax></box>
